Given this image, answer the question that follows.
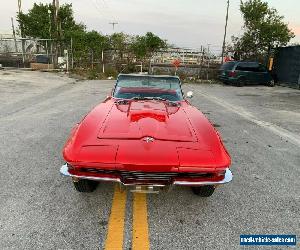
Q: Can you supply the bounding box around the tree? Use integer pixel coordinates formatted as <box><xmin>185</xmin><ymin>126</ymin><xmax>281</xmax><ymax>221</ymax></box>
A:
<box><xmin>65</xmin><ymin>29</ymin><xmax>109</xmax><ymax>67</ymax></box>
<box><xmin>17</xmin><ymin>3</ymin><xmax>110</xmax><ymax>66</ymax></box>
<box><xmin>84</xmin><ymin>31</ymin><xmax>109</xmax><ymax>57</ymax></box>
<box><xmin>131</xmin><ymin>32</ymin><xmax>167</xmax><ymax>59</ymax></box>
<box><xmin>17</xmin><ymin>3</ymin><xmax>84</xmax><ymax>39</ymax></box>
<box><xmin>109</xmin><ymin>32</ymin><xmax>130</xmax><ymax>59</ymax></box>
<box><xmin>232</xmin><ymin>0</ymin><xmax>294</xmax><ymax>61</ymax></box>
<box><xmin>131</xmin><ymin>35</ymin><xmax>147</xmax><ymax>59</ymax></box>
<box><xmin>16</xmin><ymin>2</ymin><xmax>168</xmax><ymax>71</ymax></box>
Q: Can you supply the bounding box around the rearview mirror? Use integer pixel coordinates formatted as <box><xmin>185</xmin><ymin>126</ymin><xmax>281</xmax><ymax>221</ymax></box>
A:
<box><xmin>186</xmin><ymin>91</ymin><xmax>193</xmax><ymax>98</ymax></box>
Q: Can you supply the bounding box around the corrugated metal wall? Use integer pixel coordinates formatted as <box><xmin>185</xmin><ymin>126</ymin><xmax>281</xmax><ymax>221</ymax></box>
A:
<box><xmin>273</xmin><ymin>46</ymin><xmax>300</xmax><ymax>89</ymax></box>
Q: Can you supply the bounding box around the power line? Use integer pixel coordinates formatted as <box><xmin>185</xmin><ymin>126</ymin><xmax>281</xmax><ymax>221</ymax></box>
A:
<box><xmin>91</xmin><ymin>0</ymin><xmax>105</xmax><ymax>15</ymax></box>
<box><xmin>92</xmin><ymin>0</ymin><xmax>110</xmax><ymax>18</ymax></box>
<box><xmin>91</xmin><ymin>0</ymin><xmax>114</xmax><ymax>21</ymax></box>
<box><xmin>89</xmin><ymin>0</ymin><xmax>119</xmax><ymax>33</ymax></box>
<box><xmin>88</xmin><ymin>0</ymin><xmax>107</xmax><ymax>25</ymax></box>
<box><xmin>97</xmin><ymin>0</ymin><xmax>117</xmax><ymax>22</ymax></box>
<box><xmin>101</xmin><ymin>0</ymin><xmax>109</xmax><ymax>9</ymax></box>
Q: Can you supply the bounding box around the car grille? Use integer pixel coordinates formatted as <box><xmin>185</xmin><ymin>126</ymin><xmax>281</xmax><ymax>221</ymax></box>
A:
<box><xmin>80</xmin><ymin>167</ymin><xmax>213</xmax><ymax>183</ymax></box>
<box><xmin>119</xmin><ymin>171</ymin><xmax>178</xmax><ymax>183</ymax></box>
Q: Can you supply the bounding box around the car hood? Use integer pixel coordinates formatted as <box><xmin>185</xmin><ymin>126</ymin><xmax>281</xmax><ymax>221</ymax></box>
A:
<box><xmin>97</xmin><ymin>100</ymin><xmax>197</xmax><ymax>142</ymax></box>
<box><xmin>63</xmin><ymin>99</ymin><xmax>231</xmax><ymax>170</ymax></box>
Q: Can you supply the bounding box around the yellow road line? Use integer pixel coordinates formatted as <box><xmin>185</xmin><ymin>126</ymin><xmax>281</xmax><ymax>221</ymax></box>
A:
<box><xmin>105</xmin><ymin>185</ymin><xmax>127</xmax><ymax>250</ymax></box>
<box><xmin>132</xmin><ymin>193</ymin><xmax>150</xmax><ymax>250</ymax></box>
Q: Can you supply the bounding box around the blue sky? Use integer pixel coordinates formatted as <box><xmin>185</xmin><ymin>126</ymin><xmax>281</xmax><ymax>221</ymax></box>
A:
<box><xmin>1</xmin><ymin>0</ymin><xmax>299</xmax><ymax>52</ymax></box>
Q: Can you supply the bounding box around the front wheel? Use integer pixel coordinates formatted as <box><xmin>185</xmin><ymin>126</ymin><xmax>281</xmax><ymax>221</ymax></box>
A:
<box><xmin>73</xmin><ymin>179</ymin><xmax>98</xmax><ymax>192</ymax></box>
<box><xmin>191</xmin><ymin>185</ymin><xmax>215</xmax><ymax>197</ymax></box>
<box><xmin>268</xmin><ymin>80</ymin><xmax>275</xmax><ymax>87</ymax></box>
<box><xmin>236</xmin><ymin>78</ymin><xmax>245</xmax><ymax>87</ymax></box>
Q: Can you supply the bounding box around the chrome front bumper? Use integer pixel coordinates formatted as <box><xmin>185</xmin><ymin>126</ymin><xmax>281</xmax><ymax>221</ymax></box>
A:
<box><xmin>60</xmin><ymin>164</ymin><xmax>233</xmax><ymax>186</ymax></box>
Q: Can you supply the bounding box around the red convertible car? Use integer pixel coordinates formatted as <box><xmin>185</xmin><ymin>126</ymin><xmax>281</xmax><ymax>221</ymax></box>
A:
<box><xmin>60</xmin><ymin>74</ymin><xmax>232</xmax><ymax>197</ymax></box>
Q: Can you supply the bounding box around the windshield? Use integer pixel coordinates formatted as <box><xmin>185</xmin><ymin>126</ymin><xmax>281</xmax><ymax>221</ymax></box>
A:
<box><xmin>113</xmin><ymin>75</ymin><xmax>184</xmax><ymax>101</ymax></box>
<box><xmin>220</xmin><ymin>62</ymin><xmax>236</xmax><ymax>70</ymax></box>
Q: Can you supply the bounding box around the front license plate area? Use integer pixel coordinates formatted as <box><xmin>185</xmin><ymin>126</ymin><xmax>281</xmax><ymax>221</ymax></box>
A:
<box><xmin>129</xmin><ymin>185</ymin><xmax>160</xmax><ymax>194</ymax></box>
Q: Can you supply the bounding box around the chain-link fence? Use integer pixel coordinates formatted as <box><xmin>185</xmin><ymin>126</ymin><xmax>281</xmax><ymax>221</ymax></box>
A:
<box><xmin>0</xmin><ymin>36</ymin><xmax>71</xmax><ymax>69</ymax></box>
<box><xmin>0</xmin><ymin>36</ymin><xmax>221</xmax><ymax>80</ymax></box>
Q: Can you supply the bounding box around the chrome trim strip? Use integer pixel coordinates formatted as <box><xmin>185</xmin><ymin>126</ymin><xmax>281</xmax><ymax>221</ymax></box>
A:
<box><xmin>60</xmin><ymin>164</ymin><xmax>232</xmax><ymax>186</ymax></box>
<box><xmin>173</xmin><ymin>169</ymin><xmax>233</xmax><ymax>186</ymax></box>
<box><xmin>60</xmin><ymin>164</ymin><xmax>166</xmax><ymax>187</ymax></box>
<box><xmin>60</xmin><ymin>164</ymin><xmax>122</xmax><ymax>183</ymax></box>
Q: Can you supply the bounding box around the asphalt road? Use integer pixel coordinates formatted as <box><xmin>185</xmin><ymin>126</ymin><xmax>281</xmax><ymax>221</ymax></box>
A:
<box><xmin>0</xmin><ymin>70</ymin><xmax>299</xmax><ymax>250</ymax></box>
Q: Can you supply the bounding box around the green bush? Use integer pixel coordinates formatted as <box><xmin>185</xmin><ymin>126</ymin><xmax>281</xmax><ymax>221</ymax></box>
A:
<box><xmin>87</xmin><ymin>68</ymin><xmax>98</xmax><ymax>80</ymax></box>
<box><xmin>105</xmin><ymin>67</ymin><xmax>118</xmax><ymax>78</ymax></box>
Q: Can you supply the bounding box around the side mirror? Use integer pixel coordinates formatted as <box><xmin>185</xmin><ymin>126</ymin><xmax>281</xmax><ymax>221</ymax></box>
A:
<box><xmin>186</xmin><ymin>91</ymin><xmax>193</xmax><ymax>98</ymax></box>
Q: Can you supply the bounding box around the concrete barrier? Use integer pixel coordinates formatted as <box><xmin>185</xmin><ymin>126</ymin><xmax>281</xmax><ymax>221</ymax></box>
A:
<box><xmin>30</xmin><ymin>63</ymin><xmax>54</xmax><ymax>70</ymax></box>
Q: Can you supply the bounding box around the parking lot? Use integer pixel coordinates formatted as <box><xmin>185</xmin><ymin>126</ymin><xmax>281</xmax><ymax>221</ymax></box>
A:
<box><xmin>0</xmin><ymin>70</ymin><xmax>299</xmax><ymax>250</ymax></box>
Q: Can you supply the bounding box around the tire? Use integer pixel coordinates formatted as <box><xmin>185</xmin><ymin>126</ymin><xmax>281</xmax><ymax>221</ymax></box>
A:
<box><xmin>191</xmin><ymin>185</ymin><xmax>215</xmax><ymax>197</ymax></box>
<box><xmin>268</xmin><ymin>80</ymin><xmax>275</xmax><ymax>87</ymax></box>
<box><xmin>236</xmin><ymin>78</ymin><xmax>245</xmax><ymax>87</ymax></box>
<box><xmin>73</xmin><ymin>179</ymin><xmax>98</xmax><ymax>192</ymax></box>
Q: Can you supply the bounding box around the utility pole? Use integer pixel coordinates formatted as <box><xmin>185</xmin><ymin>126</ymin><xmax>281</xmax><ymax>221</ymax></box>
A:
<box><xmin>102</xmin><ymin>50</ymin><xmax>105</xmax><ymax>73</ymax></box>
<box><xmin>55</xmin><ymin>0</ymin><xmax>60</xmax><ymax>37</ymax></box>
<box><xmin>207</xmin><ymin>44</ymin><xmax>211</xmax><ymax>80</ymax></box>
<box><xmin>11</xmin><ymin>17</ymin><xmax>18</xmax><ymax>52</ymax></box>
<box><xmin>199</xmin><ymin>46</ymin><xmax>204</xmax><ymax>80</ymax></box>
<box><xmin>109</xmin><ymin>22</ymin><xmax>118</xmax><ymax>31</ymax></box>
<box><xmin>52</xmin><ymin>0</ymin><xmax>59</xmax><ymax>67</ymax></box>
<box><xmin>17</xmin><ymin>0</ymin><xmax>26</xmax><ymax>67</ymax></box>
<box><xmin>197</xmin><ymin>46</ymin><xmax>202</xmax><ymax>79</ymax></box>
<box><xmin>48</xmin><ymin>9</ymin><xmax>52</xmax><ymax>38</ymax></box>
<box><xmin>53</xmin><ymin>0</ymin><xmax>59</xmax><ymax>29</ymax></box>
<box><xmin>71</xmin><ymin>37</ymin><xmax>74</xmax><ymax>69</ymax></box>
<box><xmin>221</xmin><ymin>0</ymin><xmax>230</xmax><ymax>64</ymax></box>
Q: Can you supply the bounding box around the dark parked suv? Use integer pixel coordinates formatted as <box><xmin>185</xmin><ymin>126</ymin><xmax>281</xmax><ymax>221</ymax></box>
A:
<box><xmin>219</xmin><ymin>61</ymin><xmax>274</xmax><ymax>87</ymax></box>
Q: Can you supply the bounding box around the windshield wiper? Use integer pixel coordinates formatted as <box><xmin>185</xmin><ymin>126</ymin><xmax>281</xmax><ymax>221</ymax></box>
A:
<box><xmin>115</xmin><ymin>99</ymin><xmax>130</xmax><ymax>105</ymax></box>
<box><xmin>131</xmin><ymin>97</ymin><xmax>167</xmax><ymax>101</ymax></box>
<box><xmin>131</xmin><ymin>96</ymin><xmax>181</xmax><ymax>105</ymax></box>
